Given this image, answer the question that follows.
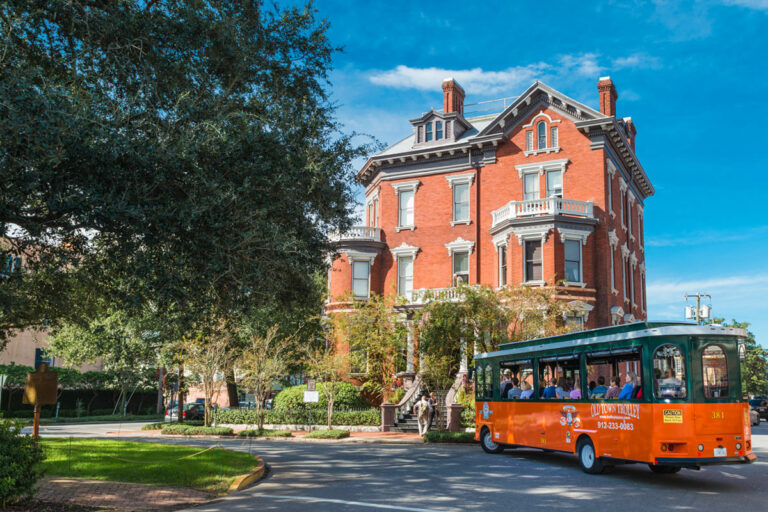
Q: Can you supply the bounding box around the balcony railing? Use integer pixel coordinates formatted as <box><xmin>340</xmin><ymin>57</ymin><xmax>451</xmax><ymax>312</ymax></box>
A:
<box><xmin>409</xmin><ymin>286</ymin><xmax>467</xmax><ymax>305</ymax></box>
<box><xmin>329</xmin><ymin>226</ymin><xmax>382</xmax><ymax>242</ymax></box>
<box><xmin>491</xmin><ymin>197</ymin><xmax>594</xmax><ymax>228</ymax></box>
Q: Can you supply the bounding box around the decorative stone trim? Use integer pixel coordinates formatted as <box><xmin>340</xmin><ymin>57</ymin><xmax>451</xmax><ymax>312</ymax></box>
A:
<box><xmin>510</xmin><ymin>223</ymin><xmax>554</xmax><ymax>245</ymax></box>
<box><xmin>445</xmin><ymin>237</ymin><xmax>475</xmax><ymax>256</ymax></box>
<box><xmin>515</xmin><ymin>158</ymin><xmax>569</xmax><ymax>178</ymax></box>
<box><xmin>618</xmin><ymin>176</ymin><xmax>628</xmax><ymax>192</ymax></box>
<box><xmin>392</xmin><ymin>180</ymin><xmax>421</xmax><ymax>194</ymax></box>
<box><xmin>345</xmin><ymin>250</ymin><xmax>377</xmax><ymax>265</ymax></box>
<box><xmin>450</xmin><ymin>219</ymin><xmax>472</xmax><ymax>226</ymax></box>
<box><xmin>630</xmin><ymin>252</ymin><xmax>638</xmax><ymax>267</ymax></box>
<box><xmin>523</xmin><ymin>147</ymin><xmax>561</xmax><ymax>157</ymax></box>
<box><xmin>365</xmin><ymin>188</ymin><xmax>380</xmax><ymax>205</ymax></box>
<box><xmin>395</xmin><ymin>225</ymin><xmax>416</xmax><ymax>232</ymax></box>
<box><xmin>522</xmin><ymin>110</ymin><xmax>562</xmax><ymax>129</ymax></box>
<box><xmin>390</xmin><ymin>242</ymin><xmax>419</xmax><ymax>260</ymax></box>
<box><xmin>608</xmin><ymin>229</ymin><xmax>619</xmax><ymax>247</ymax></box>
<box><xmin>605</xmin><ymin>158</ymin><xmax>617</xmax><ymax>177</ymax></box>
<box><xmin>493</xmin><ymin>231</ymin><xmax>511</xmax><ymax>247</ymax></box>
<box><xmin>556</xmin><ymin>226</ymin><xmax>592</xmax><ymax>245</ymax></box>
<box><xmin>445</xmin><ymin>172</ymin><xmax>475</xmax><ymax>188</ymax></box>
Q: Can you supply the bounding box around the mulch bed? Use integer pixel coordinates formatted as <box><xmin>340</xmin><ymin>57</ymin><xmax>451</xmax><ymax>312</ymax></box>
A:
<box><xmin>5</xmin><ymin>500</ymin><xmax>106</xmax><ymax>512</ymax></box>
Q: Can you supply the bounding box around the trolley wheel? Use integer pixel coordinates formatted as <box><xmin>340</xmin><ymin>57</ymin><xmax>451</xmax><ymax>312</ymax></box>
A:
<box><xmin>480</xmin><ymin>427</ymin><xmax>504</xmax><ymax>454</ymax></box>
<box><xmin>577</xmin><ymin>437</ymin><xmax>605</xmax><ymax>474</ymax></box>
<box><xmin>648</xmin><ymin>464</ymin><xmax>681</xmax><ymax>474</ymax></box>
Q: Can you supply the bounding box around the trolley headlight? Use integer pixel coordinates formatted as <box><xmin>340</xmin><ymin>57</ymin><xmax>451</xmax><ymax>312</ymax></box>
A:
<box><xmin>735</xmin><ymin>442</ymin><xmax>742</xmax><ymax>450</ymax></box>
<box><xmin>698</xmin><ymin>444</ymin><xmax>704</xmax><ymax>452</ymax></box>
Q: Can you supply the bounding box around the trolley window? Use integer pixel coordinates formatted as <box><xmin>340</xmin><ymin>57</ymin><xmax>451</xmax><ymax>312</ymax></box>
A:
<box><xmin>702</xmin><ymin>344</ymin><xmax>729</xmax><ymax>398</ymax></box>
<box><xmin>499</xmin><ymin>359</ymin><xmax>534</xmax><ymax>399</ymax></box>
<box><xmin>653</xmin><ymin>344</ymin><xmax>687</xmax><ymax>399</ymax></box>
<box><xmin>538</xmin><ymin>355</ymin><xmax>582</xmax><ymax>399</ymax></box>
<box><xmin>586</xmin><ymin>347</ymin><xmax>643</xmax><ymax>399</ymax></box>
<box><xmin>476</xmin><ymin>363</ymin><xmax>494</xmax><ymax>400</ymax></box>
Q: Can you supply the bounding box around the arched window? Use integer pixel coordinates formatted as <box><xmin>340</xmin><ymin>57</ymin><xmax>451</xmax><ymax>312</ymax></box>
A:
<box><xmin>537</xmin><ymin>121</ymin><xmax>547</xmax><ymax>149</ymax></box>
<box><xmin>435</xmin><ymin>121</ymin><xmax>443</xmax><ymax>139</ymax></box>
<box><xmin>653</xmin><ymin>344</ymin><xmax>687</xmax><ymax>399</ymax></box>
<box><xmin>484</xmin><ymin>363</ymin><xmax>494</xmax><ymax>398</ymax></box>
<box><xmin>702</xmin><ymin>344</ymin><xmax>729</xmax><ymax>398</ymax></box>
<box><xmin>475</xmin><ymin>365</ymin><xmax>485</xmax><ymax>399</ymax></box>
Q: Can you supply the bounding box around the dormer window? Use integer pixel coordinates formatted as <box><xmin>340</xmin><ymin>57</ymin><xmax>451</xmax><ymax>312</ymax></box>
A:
<box><xmin>411</xmin><ymin>110</ymin><xmax>470</xmax><ymax>147</ymax></box>
<box><xmin>523</xmin><ymin>112</ymin><xmax>561</xmax><ymax>156</ymax></box>
<box><xmin>436</xmin><ymin>121</ymin><xmax>443</xmax><ymax>139</ymax></box>
<box><xmin>425</xmin><ymin>123</ymin><xmax>433</xmax><ymax>142</ymax></box>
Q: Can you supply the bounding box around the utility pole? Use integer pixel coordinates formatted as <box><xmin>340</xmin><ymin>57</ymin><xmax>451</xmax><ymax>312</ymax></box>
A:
<box><xmin>684</xmin><ymin>293</ymin><xmax>711</xmax><ymax>325</ymax></box>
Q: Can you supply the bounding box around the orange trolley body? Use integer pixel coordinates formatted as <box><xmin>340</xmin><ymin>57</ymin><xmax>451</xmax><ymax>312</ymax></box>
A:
<box><xmin>473</xmin><ymin>323</ymin><xmax>756</xmax><ymax>473</ymax></box>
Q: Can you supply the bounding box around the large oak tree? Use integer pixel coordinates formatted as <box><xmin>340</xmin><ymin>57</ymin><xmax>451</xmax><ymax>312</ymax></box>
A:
<box><xmin>0</xmin><ymin>1</ymin><xmax>370</xmax><ymax>344</ymax></box>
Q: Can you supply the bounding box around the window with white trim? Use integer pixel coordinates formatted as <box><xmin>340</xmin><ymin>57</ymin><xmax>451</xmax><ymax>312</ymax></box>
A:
<box><xmin>623</xmin><ymin>258</ymin><xmax>630</xmax><ymax>302</ymax></box>
<box><xmin>524</xmin><ymin>240</ymin><xmax>542</xmax><ymax>283</ymax></box>
<box><xmin>550</xmin><ymin>126</ymin><xmax>558</xmax><ymax>148</ymax></box>
<box><xmin>397</xmin><ymin>256</ymin><xmax>413</xmax><ymax>298</ymax></box>
<box><xmin>453</xmin><ymin>251</ymin><xmax>469</xmax><ymax>285</ymax></box>
<box><xmin>425</xmin><ymin>123</ymin><xmax>433</xmax><ymax>142</ymax></box>
<box><xmin>609</xmin><ymin>245</ymin><xmax>615</xmax><ymax>291</ymax></box>
<box><xmin>352</xmin><ymin>260</ymin><xmax>370</xmax><ymax>298</ymax></box>
<box><xmin>453</xmin><ymin>182</ymin><xmax>470</xmax><ymax>222</ymax></box>
<box><xmin>546</xmin><ymin>170</ymin><xmax>562</xmax><ymax>198</ymax></box>
<box><xmin>564</xmin><ymin>240</ymin><xmax>581</xmax><ymax>283</ymax></box>
<box><xmin>498</xmin><ymin>245</ymin><xmax>507</xmax><ymax>287</ymax></box>
<box><xmin>525</xmin><ymin>130</ymin><xmax>533</xmax><ymax>151</ymax></box>
<box><xmin>607</xmin><ymin>175</ymin><xmax>613</xmax><ymax>215</ymax></box>
<box><xmin>537</xmin><ymin>121</ymin><xmax>546</xmax><ymax>149</ymax></box>
<box><xmin>630</xmin><ymin>264</ymin><xmax>635</xmax><ymax>307</ymax></box>
<box><xmin>523</xmin><ymin>173</ymin><xmax>539</xmax><ymax>201</ymax></box>
<box><xmin>398</xmin><ymin>190</ymin><xmax>414</xmax><ymax>228</ymax></box>
<box><xmin>435</xmin><ymin>121</ymin><xmax>443</xmax><ymax>140</ymax></box>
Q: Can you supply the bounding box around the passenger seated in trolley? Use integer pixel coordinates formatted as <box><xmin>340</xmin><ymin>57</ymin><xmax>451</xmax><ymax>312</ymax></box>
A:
<box><xmin>590</xmin><ymin>376</ymin><xmax>608</xmax><ymax>398</ymax></box>
<box><xmin>604</xmin><ymin>376</ymin><xmax>621</xmax><ymax>399</ymax></box>
<box><xmin>618</xmin><ymin>372</ymin><xmax>636</xmax><ymax>399</ymax></box>
<box><xmin>507</xmin><ymin>377</ymin><xmax>522</xmax><ymax>399</ymax></box>
<box><xmin>541</xmin><ymin>378</ymin><xmax>562</xmax><ymax>399</ymax></box>
<box><xmin>519</xmin><ymin>381</ymin><xmax>533</xmax><ymax>399</ymax></box>
<box><xmin>500</xmin><ymin>369</ymin><xmax>512</xmax><ymax>397</ymax></box>
<box><xmin>658</xmin><ymin>369</ymin><xmax>684</xmax><ymax>397</ymax></box>
<box><xmin>557</xmin><ymin>379</ymin><xmax>572</xmax><ymax>399</ymax></box>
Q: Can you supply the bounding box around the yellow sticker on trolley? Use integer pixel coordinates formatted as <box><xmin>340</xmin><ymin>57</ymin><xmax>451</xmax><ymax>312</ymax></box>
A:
<box><xmin>663</xmin><ymin>409</ymin><xmax>683</xmax><ymax>423</ymax></box>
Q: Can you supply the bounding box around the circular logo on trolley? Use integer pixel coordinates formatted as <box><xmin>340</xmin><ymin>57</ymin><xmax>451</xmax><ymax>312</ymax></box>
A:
<box><xmin>482</xmin><ymin>402</ymin><xmax>492</xmax><ymax>420</ymax></box>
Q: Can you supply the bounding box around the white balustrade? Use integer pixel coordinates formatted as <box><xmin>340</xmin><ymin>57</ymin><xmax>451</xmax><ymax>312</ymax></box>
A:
<box><xmin>329</xmin><ymin>226</ymin><xmax>382</xmax><ymax>242</ymax></box>
<box><xmin>490</xmin><ymin>197</ymin><xmax>594</xmax><ymax>228</ymax></box>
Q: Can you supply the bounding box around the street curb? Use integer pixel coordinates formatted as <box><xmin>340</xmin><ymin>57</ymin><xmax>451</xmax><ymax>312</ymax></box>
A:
<box><xmin>228</xmin><ymin>459</ymin><xmax>267</xmax><ymax>492</ymax></box>
<box><xmin>129</xmin><ymin>432</ymin><xmax>427</xmax><ymax>444</ymax></box>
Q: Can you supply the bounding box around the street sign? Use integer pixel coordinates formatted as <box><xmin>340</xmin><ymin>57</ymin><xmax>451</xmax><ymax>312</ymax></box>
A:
<box><xmin>23</xmin><ymin>363</ymin><xmax>58</xmax><ymax>406</ymax></box>
<box><xmin>303</xmin><ymin>391</ymin><xmax>319</xmax><ymax>403</ymax></box>
<box><xmin>307</xmin><ymin>379</ymin><xmax>316</xmax><ymax>392</ymax></box>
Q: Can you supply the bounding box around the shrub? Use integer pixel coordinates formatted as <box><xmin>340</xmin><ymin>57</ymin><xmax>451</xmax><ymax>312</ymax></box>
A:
<box><xmin>460</xmin><ymin>408</ymin><xmax>475</xmax><ymax>428</ymax></box>
<box><xmin>161</xmin><ymin>425</ymin><xmax>233</xmax><ymax>436</ymax></box>
<box><xmin>303</xmin><ymin>429</ymin><xmax>350</xmax><ymax>439</ymax></box>
<box><xmin>423</xmin><ymin>431</ymin><xmax>476</xmax><ymax>443</ymax></box>
<box><xmin>388</xmin><ymin>388</ymin><xmax>405</xmax><ymax>404</ymax></box>
<box><xmin>215</xmin><ymin>407</ymin><xmax>379</xmax><ymax>426</ymax></box>
<box><xmin>0</xmin><ymin>419</ymin><xmax>44</xmax><ymax>506</ymax></box>
<box><xmin>272</xmin><ymin>383</ymin><xmax>367</xmax><ymax>410</ymax></box>
<box><xmin>238</xmin><ymin>429</ymin><xmax>292</xmax><ymax>438</ymax></box>
<box><xmin>141</xmin><ymin>422</ymin><xmax>164</xmax><ymax>430</ymax></box>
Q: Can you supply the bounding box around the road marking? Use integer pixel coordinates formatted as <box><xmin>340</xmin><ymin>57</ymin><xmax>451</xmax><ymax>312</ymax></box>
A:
<box><xmin>248</xmin><ymin>493</ymin><xmax>452</xmax><ymax>511</ymax></box>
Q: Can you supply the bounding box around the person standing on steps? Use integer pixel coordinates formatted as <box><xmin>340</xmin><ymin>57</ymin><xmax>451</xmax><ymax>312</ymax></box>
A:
<box><xmin>427</xmin><ymin>392</ymin><xmax>438</xmax><ymax>431</ymax></box>
<box><xmin>414</xmin><ymin>394</ymin><xmax>430</xmax><ymax>436</ymax></box>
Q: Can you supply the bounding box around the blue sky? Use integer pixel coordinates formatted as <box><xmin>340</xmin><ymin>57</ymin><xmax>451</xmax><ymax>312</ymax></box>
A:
<box><xmin>291</xmin><ymin>0</ymin><xmax>768</xmax><ymax>343</ymax></box>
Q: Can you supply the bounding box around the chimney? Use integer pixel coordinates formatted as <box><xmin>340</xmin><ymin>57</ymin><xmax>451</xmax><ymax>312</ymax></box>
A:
<box><xmin>597</xmin><ymin>76</ymin><xmax>618</xmax><ymax>117</ymax></box>
<box><xmin>442</xmin><ymin>78</ymin><xmax>465</xmax><ymax>115</ymax></box>
<box><xmin>623</xmin><ymin>117</ymin><xmax>637</xmax><ymax>151</ymax></box>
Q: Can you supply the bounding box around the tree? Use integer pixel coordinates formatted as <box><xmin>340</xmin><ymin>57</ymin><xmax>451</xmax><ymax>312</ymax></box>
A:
<box><xmin>333</xmin><ymin>294</ymin><xmax>406</xmax><ymax>403</ymax></box>
<box><xmin>709</xmin><ymin>318</ymin><xmax>768</xmax><ymax>397</ymax></box>
<box><xmin>237</xmin><ymin>325</ymin><xmax>292</xmax><ymax>431</ymax></box>
<box><xmin>175</xmin><ymin>326</ymin><xmax>236</xmax><ymax>426</ymax></box>
<box><xmin>0</xmin><ymin>1</ymin><xmax>374</xmax><ymax>345</ymax></box>
<box><xmin>305</xmin><ymin>346</ymin><xmax>349</xmax><ymax>429</ymax></box>
<box><xmin>47</xmin><ymin>311</ymin><xmax>161</xmax><ymax>415</ymax></box>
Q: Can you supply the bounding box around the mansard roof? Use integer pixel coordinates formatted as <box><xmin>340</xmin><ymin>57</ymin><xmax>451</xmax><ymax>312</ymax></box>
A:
<box><xmin>358</xmin><ymin>81</ymin><xmax>654</xmax><ymax>199</ymax></box>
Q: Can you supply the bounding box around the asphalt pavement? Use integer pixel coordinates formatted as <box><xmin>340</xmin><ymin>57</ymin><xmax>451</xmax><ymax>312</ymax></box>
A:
<box><xmin>36</xmin><ymin>420</ymin><xmax>768</xmax><ymax>512</ymax></box>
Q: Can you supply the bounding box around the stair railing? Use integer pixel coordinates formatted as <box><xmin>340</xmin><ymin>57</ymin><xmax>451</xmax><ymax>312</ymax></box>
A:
<box><xmin>395</xmin><ymin>374</ymin><xmax>424</xmax><ymax>421</ymax></box>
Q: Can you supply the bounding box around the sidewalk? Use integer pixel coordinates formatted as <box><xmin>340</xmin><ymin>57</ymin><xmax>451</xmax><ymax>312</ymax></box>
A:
<box><xmin>110</xmin><ymin>427</ymin><xmax>425</xmax><ymax>444</ymax></box>
<box><xmin>35</xmin><ymin>476</ymin><xmax>212</xmax><ymax>511</ymax></box>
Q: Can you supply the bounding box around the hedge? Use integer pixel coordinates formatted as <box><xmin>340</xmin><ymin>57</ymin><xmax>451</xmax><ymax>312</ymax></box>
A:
<box><xmin>161</xmin><ymin>425</ymin><xmax>233</xmax><ymax>436</ymax></box>
<box><xmin>423</xmin><ymin>431</ymin><xmax>476</xmax><ymax>443</ymax></box>
<box><xmin>303</xmin><ymin>429</ymin><xmax>350</xmax><ymax>439</ymax></box>
<box><xmin>238</xmin><ymin>429</ymin><xmax>292</xmax><ymax>438</ymax></box>
<box><xmin>215</xmin><ymin>407</ymin><xmax>379</xmax><ymax>426</ymax></box>
<box><xmin>460</xmin><ymin>408</ymin><xmax>475</xmax><ymax>428</ymax></box>
<box><xmin>273</xmin><ymin>383</ymin><xmax>367</xmax><ymax>411</ymax></box>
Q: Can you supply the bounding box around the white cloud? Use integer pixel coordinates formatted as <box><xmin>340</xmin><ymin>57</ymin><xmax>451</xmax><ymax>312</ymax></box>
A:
<box><xmin>647</xmin><ymin>226</ymin><xmax>768</xmax><ymax>247</ymax></box>
<box><xmin>368</xmin><ymin>52</ymin><xmax>661</xmax><ymax>96</ymax></box>
<box><xmin>648</xmin><ymin>274</ymin><xmax>768</xmax><ymax>303</ymax></box>
<box><xmin>721</xmin><ymin>0</ymin><xmax>768</xmax><ymax>10</ymax></box>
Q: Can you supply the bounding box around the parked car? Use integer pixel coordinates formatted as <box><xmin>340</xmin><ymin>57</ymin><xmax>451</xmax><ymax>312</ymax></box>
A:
<box><xmin>750</xmin><ymin>408</ymin><xmax>761</xmax><ymax>426</ymax></box>
<box><xmin>749</xmin><ymin>398</ymin><xmax>767</xmax><ymax>421</ymax></box>
<box><xmin>164</xmin><ymin>403</ymin><xmax>204</xmax><ymax>422</ymax></box>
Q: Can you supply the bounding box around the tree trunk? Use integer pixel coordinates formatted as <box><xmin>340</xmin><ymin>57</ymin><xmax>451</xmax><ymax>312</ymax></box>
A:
<box><xmin>178</xmin><ymin>365</ymin><xmax>184</xmax><ymax>423</ymax></box>
<box><xmin>225</xmin><ymin>368</ymin><xmax>239</xmax><ymax>408</ymax></box>
<box><xmin>156</xmin><ymin>367</ymin><xmax>165</xmax><ymax>414</ymax></box>
<box><xmin>327</xmin><ymin>392</ymin><xmax>334</xmax><ymax>430</ymax></box>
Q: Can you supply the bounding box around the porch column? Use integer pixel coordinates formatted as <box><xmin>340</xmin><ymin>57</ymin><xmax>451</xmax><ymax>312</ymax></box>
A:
<box><xmin>406</xmin><ymin>321</ymin><xmax>415</xmax><ymax>374</ymax></box>
<box><xmin>459</xmin><ymin>337</ymin><xmax>468</xmax><ymax>373</ymax></box>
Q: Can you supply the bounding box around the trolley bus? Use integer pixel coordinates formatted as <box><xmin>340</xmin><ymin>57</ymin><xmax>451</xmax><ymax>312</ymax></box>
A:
<box><xmin>474</xmin><ymin>322</ymin><xmax>756</xmax><ymax>474</ymax></box>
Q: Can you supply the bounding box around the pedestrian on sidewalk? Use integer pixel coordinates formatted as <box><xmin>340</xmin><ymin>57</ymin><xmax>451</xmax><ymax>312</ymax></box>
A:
<box><xmin>427</xmin><ymin>392</ymin><xmax>438</xmax><ymax>431</ymax></box>
<box><xmin>414</xmin><ymin>394</ymin><xmax>430</xmax><ymax>436</ymax></box>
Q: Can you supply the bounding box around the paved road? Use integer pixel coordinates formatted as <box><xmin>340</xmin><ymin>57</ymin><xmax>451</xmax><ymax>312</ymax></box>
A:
<box><xmin>38</xmin><ymin>421</ymin><xmax>768</xmax><ymax>512</ymax></box>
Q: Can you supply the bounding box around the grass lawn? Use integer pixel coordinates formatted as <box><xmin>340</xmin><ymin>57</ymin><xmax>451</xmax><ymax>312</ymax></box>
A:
<box><xmin>10</xmin><ymin>414</ymin><xmax>163</xmax><ymax>426</ymax></box>
<box><xmin>41</xmin><ymin>438</ymin><xmax>258</xmax><ymax>494</ymax></box>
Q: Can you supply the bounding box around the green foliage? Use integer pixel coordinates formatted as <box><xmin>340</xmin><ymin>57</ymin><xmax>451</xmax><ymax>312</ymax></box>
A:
<box><xmin>215</xmin><ymin>407</ymin><xmax>379</xmax><ymax>426</ymax></box>
<box><xmin>302</xmin><ymin>429</ymin><xmax>350</xmax><ymax>439</ymax></box>
<box><xmin>273</xmin><ymin>383</ymin><xmax>366</xmax><ymax>411</ymax></box>
<box><xmin>709</xmin><ymin>318</ymin><xmax>768</xmax><ymax>397</ymax></box>
<box><xmin>141</xmin><ymin>422</ymin><xmax>165</xmax><ymax>431</ymax></box>
<box><xmin>41</xmin><ymin>438</ymin><xmax>256</xmax><ymax>494</ymax></box>
<box><xmin>0</xmin><ymin>1</ymin><xmax>375</xmax><ymax>345</ymax></box>
<box><xmin>161</xmin><ymin>425</ymin><xmax>233</xmax><ymax>436</ymax></box>
<box><xmin>460</xmin><ymin>408</ymin><xmax>476</xmax><ymax>429</ymax></box>
<box><xmin>423</xmin><ymin>431</ymin><xmax>476</xmax><ymax>443</ymax></box>
<box><xmin>0</xmin><ymin>419</ymin><xmax>44</xmax><ymax>506</ymax></box>
<box><xmin>388</xmin><ymin>388</ymin><xmax>405</xmax><ymax>404</ymax></box>
<box><xmin>238</xmin><ymin>429</ymin><xmax>292</xmax><ymax>438</ymax></box>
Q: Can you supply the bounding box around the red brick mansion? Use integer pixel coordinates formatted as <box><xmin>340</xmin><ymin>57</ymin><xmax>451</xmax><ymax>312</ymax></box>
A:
<box><xmin>326</xmin><ymin>77</ymin><xmax>653</xmax><ymax>334</ymax></box>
